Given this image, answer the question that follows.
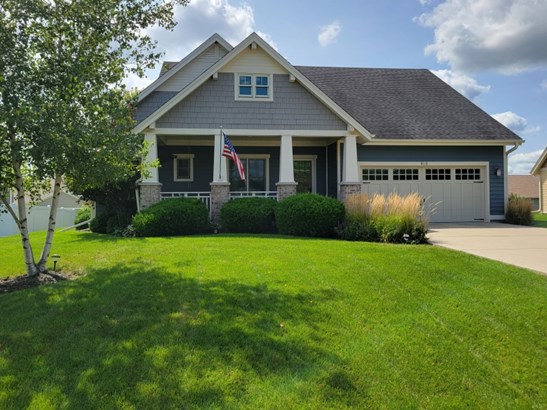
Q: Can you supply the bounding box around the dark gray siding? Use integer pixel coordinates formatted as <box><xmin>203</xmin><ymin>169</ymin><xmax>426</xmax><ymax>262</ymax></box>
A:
<box><xmin>136</xmin><ymin>92</ymin><xmax>177</xmax><ymax>124</ymax></box>
<box><xmin>327</xmin><ymin>143</ymin><xmax>337</xmax><ymax>198</ymax></box>
<box><xmin>158</xmin><ymin>144</ymin><xmax>328</xmax><ymax>194</ymax></box>
<box><xmin>357</xmin><ymin>145</ymin><xmax>505</xmax><ymax>216</ymax></box>
<box><xmin>158</xmin><ymin>145</ymin><xmax>214</xmax><ymax>192</ymax></box>
<box><xmin>156</xmin><ymin>73</ymin><xmax>347</xmax><ymax>130</ymax></box>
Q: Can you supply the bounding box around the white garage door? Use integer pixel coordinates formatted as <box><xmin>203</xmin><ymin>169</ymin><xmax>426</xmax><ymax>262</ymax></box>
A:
<box><xmin>360</xmin><ymin>166</ymin><xmax>486</xmax><ymax>222</ymax></box>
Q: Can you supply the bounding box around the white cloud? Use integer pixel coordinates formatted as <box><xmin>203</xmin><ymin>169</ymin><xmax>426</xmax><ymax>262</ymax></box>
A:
<box><xmin>318</xmin><ymin>21</ymin><xmax>341</xmax><ymax>47</ymax></box>
<box><xmin>491</xmin><ymin>111</ymin><xmax>541</xmax><ymax>135</ymax></box>
<box><xmin>123</xmin><ymin>71</ymin><xmax>154</xmax><ymax>91</ymax></box>
<box><xmin>431</xmin><ymin>69</ymin><xmax>490</xmax><ymax>100</ymax></box>
<box><xmin>508</xmin><ymin>149</ymin><xmax>543</xmax><ymax>174</ymax></box>
<box><xmin>123</xmin><ymin>0</ymin><xmax>277</xmax><ymax>89</ymax></box>
<box><xmin>419</xmin><ymin>0</ymin><xmax>547</xmax><ymax>73</ymax></box>
<box><xmin>541</xmin><ymin>80</ymin><xmax>547</xmax><ymax>90</ymax></box>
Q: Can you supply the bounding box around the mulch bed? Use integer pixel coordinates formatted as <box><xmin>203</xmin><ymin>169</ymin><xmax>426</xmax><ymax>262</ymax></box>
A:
<box><xmin>0</xmin><ymin>271</ymin><xmax>71</xmax><ymax>294</ymax></box>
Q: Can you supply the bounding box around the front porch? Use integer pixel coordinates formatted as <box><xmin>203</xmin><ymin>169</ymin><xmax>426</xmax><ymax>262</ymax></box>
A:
<box><xmin>139</xmin><ymin>130</ymin><xmax>363</xmax><ymax>220</ymax></box>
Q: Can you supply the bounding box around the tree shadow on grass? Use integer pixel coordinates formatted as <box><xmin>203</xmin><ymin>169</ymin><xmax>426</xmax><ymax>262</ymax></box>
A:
<box><xmin>0</xmin><ymin>263</ymin><xmax>346</xmax><ymax>408</ymax></box>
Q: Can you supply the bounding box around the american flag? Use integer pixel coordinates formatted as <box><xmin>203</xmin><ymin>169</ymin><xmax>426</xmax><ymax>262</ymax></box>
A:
<box><xmin>222</xmin><ymin>132</ymin><xmax>246</xmax><ymax>180</ymax></box>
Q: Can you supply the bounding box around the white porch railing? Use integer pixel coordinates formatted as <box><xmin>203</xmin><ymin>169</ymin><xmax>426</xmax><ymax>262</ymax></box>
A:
<box><xmin>229</xmin><ymin>191</ymin><xmax>277</xmax><ymax>199</ymax></box>
<box><xmin>161</xmin><ymin>192</ymin><xmax>211</xmax><ymax>209</ymax></box>
<box><xmin>160</xmin><ymin>191</ymin><xmax>278</xmax><ymax>211</ymax></box>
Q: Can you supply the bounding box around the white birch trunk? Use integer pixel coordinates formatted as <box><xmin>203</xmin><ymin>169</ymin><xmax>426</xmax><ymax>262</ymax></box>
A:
<box><xmin>37</xmin><ymin>174</ymin><xmax>62</xmax><ymax>272</ymax></box>
<box><xmin>13</xmin><ymin>162</ymin><xmax>39</xmax><ymax>276</ymax></box>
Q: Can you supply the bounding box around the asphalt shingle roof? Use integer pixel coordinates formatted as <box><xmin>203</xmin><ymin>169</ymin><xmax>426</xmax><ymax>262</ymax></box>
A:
<box><xmin>295</xmin><ymin>66</ymin><xmax>521</xmax><ymax>141</ymax></box>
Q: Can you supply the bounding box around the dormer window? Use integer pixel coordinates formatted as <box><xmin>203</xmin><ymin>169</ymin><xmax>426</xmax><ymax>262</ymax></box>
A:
<box><xmin>235</xmin><ymin>74</ymin><xmax>272</xmax><ymax>101</ymax></box>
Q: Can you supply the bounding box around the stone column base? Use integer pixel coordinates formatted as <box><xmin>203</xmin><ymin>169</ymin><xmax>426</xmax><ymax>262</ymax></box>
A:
<box><xmin>276</xmin><ymin>182</ymin><xmax>298</xmax><ymax>201</ymax></box>
<box><xmin>210</xmin><ymin>182</ymin><xmax>231</xmax><ymax>223</ymax></box>
<box><xmin>139</xmin><ymin>183</ymin><xmax>162</xmax><ymax>210</ymax></box>
<box><xmin>339</xmin><ymin>182</ymin><xmax>362</xmax><ymax>202</ymax></box>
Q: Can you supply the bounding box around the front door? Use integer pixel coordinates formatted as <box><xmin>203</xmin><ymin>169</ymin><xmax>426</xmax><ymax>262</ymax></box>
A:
<box><xmin>294</xmin><ymin>159</ymin><xmax>314</xmax><ymax>193</ymax></box>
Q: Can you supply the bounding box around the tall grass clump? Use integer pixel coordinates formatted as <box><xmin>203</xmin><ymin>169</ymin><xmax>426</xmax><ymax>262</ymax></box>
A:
<box><xmin>340</xmin><ymin>193</ymin><xmax>428</xmax><ymax>244</ymax></box>
<box><xmin>505</xmin><ymin>194</ymin><xmax>532</xmax><ymax>225</ymax></box>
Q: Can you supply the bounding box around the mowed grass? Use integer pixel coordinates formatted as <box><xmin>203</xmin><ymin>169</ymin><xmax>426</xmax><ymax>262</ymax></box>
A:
<box><xmin>0</xmin><ymin>231</ymin><xmax>546</xmax><ymax>409</ymax></box>
<box><xmin>532</xmin><ymin>212</ymin><xmax>547</xmax><ymax>228</ymax></box>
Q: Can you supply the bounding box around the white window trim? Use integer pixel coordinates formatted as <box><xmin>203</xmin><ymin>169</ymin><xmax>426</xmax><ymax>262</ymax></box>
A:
<box><xmin>294</xmin><ymin>155</ymin><xmax>317</xmax><ymax>193</ymax></box>
<box><xmin>173</xmin><ymin>153</ymin><xmax>194</xmax><ymax>182</ymax></box>
<box><xmin>234</xmin><ymin>73</ymin><xmax>273</xmax><ymax>101</ymax></box>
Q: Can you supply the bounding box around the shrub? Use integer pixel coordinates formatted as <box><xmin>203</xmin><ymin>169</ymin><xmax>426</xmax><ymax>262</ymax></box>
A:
<box><xmin>132</xmin><ymin>198</ymin><xmax>209</xmax><ymax>237</ymax></box>
<box><xmin>74</xmin><ymin>205</ymin><xmax>92</xmax><ymax>230</ymax></box>
<box><xmin>89</xmin><ymin>212</ymin><xmax>111</xmax><ymax>234</ymax></box>
<box><xmin>340</xmin><ymin>193</ymin><xmax>429</xmax><ymax>244</ymax></box>
<box><xmin>505</xmin><ymin>194</ymin><xmax>532</xmax><ymax>226</ymax></box>
<box><xmin>275</xmin><ymin>193</ymin><xmax>345</xmax><ymax>237</ymax></box>
<box><xmin>220</xmin><ymin>197</ymin><xmax>277</xmax><ymax>233</ymax></box>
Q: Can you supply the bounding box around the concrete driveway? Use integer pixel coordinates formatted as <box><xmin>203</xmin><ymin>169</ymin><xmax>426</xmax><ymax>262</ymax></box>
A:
<box><xmin>428</xmin><ymin>223</ymin><xmax>547</xmax><ymax>275</ymax></box>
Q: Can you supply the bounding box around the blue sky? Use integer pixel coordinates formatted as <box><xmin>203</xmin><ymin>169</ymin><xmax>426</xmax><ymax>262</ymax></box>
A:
<box><xmin>129</xmin><ymin>0</ymin><xmax>547</xmax><ymax>174</ymax></box>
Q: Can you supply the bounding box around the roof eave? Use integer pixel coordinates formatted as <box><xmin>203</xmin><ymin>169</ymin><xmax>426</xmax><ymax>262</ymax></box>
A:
<box><xmin>136</xmin><ymin>33</ymin><xmax>233</xmax><ymax>103</ymax></box>
<box><xmin>133</xmin><ymin>32</ymin><xmax>375</xmax><ymax>140</ymax></box>
<box><xmin>531</xmin><ymin>147</ymin><xmax>547</xmax><ymax>175</ymax></box>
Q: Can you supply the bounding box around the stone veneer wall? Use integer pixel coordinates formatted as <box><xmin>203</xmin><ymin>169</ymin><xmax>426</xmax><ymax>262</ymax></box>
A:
<box><xmin>209</xmin><ymin>182</ymin><xmax>230</xmax><ymax>223</ymax></box>
<box><xmin>276</xmin><ymin>183</ymin><xmax>297</xmax><ymax>201</ymax></box>
<box><xmin>339</xmin><ymin>183</ymin><xmax>361</xmax><ymax>202</ymax></box>
<box><xmin>139</xmin><ymin>184</ymin><xmax>162</xmax><ymax>210</ymax></box>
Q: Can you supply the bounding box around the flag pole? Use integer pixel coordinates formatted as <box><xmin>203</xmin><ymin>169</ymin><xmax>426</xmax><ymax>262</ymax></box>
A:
<box><xmin>219</xmin><ymin>126</ymin><xmax>223</xmax><ymax>181</ymax></box>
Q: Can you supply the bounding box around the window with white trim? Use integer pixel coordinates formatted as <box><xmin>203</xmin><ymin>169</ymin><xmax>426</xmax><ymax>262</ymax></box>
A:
<box><xmin>393</xmin><ymin>168</ymin><xmax>419</xmax><ymax>181</ymax></box>
<box><xmin>362</xmin><ymin>169</ymin><xmax>388</xmax><ymax>181</ymax></box>
<box><xmin>455</xmin><ymin>168</ymin><xmax>481</xmax><ymax>180</ymax></box>
<box><xmin>229</xmin><ymin>155</ymin><xmax>270</xmax><ymax>191</ymax></box>
<box><xmin>173</xmin><ymin>154</ymin><xmax>194</xmax><ymax>182</ymax></box>
<box><xmin>425</xmin><ymin>168</ymin><xmax>451</xmax><ymax>181</ymax></box>
<box><xmin>235</xmin><ymin>74</ymin><xmax>272</xmax><ymax>100</ymax></box>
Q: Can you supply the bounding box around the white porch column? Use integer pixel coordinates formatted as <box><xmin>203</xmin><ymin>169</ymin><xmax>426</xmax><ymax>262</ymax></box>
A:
<box><xmin>276</xmin><ymin>135</ymin><xmax>297</xmax><ymax>200</ymax></box>
<box><xmin>139</xmin><ymin>133</ymin><xmax>162</xmax><ymax>210</ymax></box>
<box><xmin>342</xmin><ymin>134</ymin><xmax>359</xmax><ymax>183</ymax></box>
<box><xmin>279</xmin><ymin>135</ymin><xmax>295</xmax><ymax>183</ymax></box>
<box><xmin>339</xmin><ymin>134</ymin><xmax>361</xmax><ymax>201</ymax></box>
<box><xmin>143</xmin><ymin>133</ymin><xmax>159</xmax><ymax>183</ymax></box>
<box><xmin>212</xmin><ymin>132</ymin><xmax>228</xmax><ymax>183</ymax></box>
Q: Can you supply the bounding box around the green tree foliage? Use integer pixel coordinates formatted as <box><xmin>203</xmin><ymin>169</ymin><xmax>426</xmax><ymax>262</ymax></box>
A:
<box><xmin>0</xmin><ymin>0</ymin><xmax>188</xmax><ymax>275</ymax></box>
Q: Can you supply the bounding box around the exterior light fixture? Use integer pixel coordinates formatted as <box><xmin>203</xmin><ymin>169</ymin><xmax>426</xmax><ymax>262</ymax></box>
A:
<box><xmin>495</xmin><ymin>167</ymin><xmax>502</xmax><ymax>177</ymax></box>
<box><xmin>52</xmin><ymin>254</ymin><xmax>61</xmax><ymax>272</ymax></box>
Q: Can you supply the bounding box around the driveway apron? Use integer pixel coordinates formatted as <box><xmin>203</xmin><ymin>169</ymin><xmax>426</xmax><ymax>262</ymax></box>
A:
<box><xmin>428</xmin><ymin>223</ymin><xmax>547</xmax><ymax>275</ymax></box>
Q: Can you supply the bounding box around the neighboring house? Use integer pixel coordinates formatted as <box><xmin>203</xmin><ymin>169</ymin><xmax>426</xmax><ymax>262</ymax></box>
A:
<box><xmin>0</xmin><ymin>184</ymin><xmax>83</xmax><ymax>237</ymax></box>
<box><xmin>134</xmin><ymin>32</ymin><xmax>523</xmax><ymax>223</ymax></box>
<box><xmin>508</xmin><ymin>175</ymin><xmax>540</xmax><ymax>210</ymax></box>
<box><xmin>531</xmin><ymin>148</ymin><xmax>547</xmax><ymax>213</ymax></box>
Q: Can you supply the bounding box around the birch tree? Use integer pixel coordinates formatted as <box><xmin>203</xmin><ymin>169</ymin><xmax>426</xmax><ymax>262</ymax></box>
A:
<box><xmin>0</xmin><ymin>0</ymin><xmax>188</xmax><ymax>276</ymax></box>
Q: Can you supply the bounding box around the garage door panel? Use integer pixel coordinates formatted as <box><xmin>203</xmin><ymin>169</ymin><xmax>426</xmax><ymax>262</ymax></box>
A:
<box><xmin>360</xmin><ymin>166</ymin><xmax>486</xmax><ymax>223</ymax></box>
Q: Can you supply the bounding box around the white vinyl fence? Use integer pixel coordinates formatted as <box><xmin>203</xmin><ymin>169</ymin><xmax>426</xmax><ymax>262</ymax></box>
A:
<box><xmin>0</xmin><ymin>204</ymin><xmax>80</xmax><ymax>237</ymax></box>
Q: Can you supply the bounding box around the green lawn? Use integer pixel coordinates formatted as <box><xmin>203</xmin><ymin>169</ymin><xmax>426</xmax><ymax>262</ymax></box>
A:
<box><xmin>532</xmin><ymin>212</ymin><xmax>547</xmax><ymax>228</ymax></box>
<box><xmin>1</xmin><ymin>231</ymin><xmax>545</xmax><ymax>409</ymax></box>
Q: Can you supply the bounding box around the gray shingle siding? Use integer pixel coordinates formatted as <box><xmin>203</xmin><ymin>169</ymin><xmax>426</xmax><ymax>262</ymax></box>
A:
<box><xmin>158</xmin><ymin>144</ymin><xmax>328</xmax><ymax>194</ymax></box>
<box><xmin>136</xmin><ymin>92</ymin><xmax>177</xmax><ymax>124</ymax></box>
<box><xmin>357</xmin><ymin>145</ymin><xmax>505</xmax><ymax>216</ymax></box>
<box><xmin>155</xmin><ymin>73</ymin><xmax>347</xmax><ymax>130</ymax></box>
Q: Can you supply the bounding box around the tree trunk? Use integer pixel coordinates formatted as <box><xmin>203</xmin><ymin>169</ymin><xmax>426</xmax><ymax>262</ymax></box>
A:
<box><xmin>37</xmin><ymin>174</ymin><xmax>62</xmax><ymax>272</ymax></box>
<box><xmin>13</xmin><ymin>161</ymin><xmax>39</xmax><ymax>276</ymax></box>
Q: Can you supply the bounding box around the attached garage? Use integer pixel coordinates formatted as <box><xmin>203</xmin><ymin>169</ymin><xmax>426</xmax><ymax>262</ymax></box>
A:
<box><xmin>360</xmin><ymin>164</ymin><xmax>488</xmax><ymax>222</ymax></box>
